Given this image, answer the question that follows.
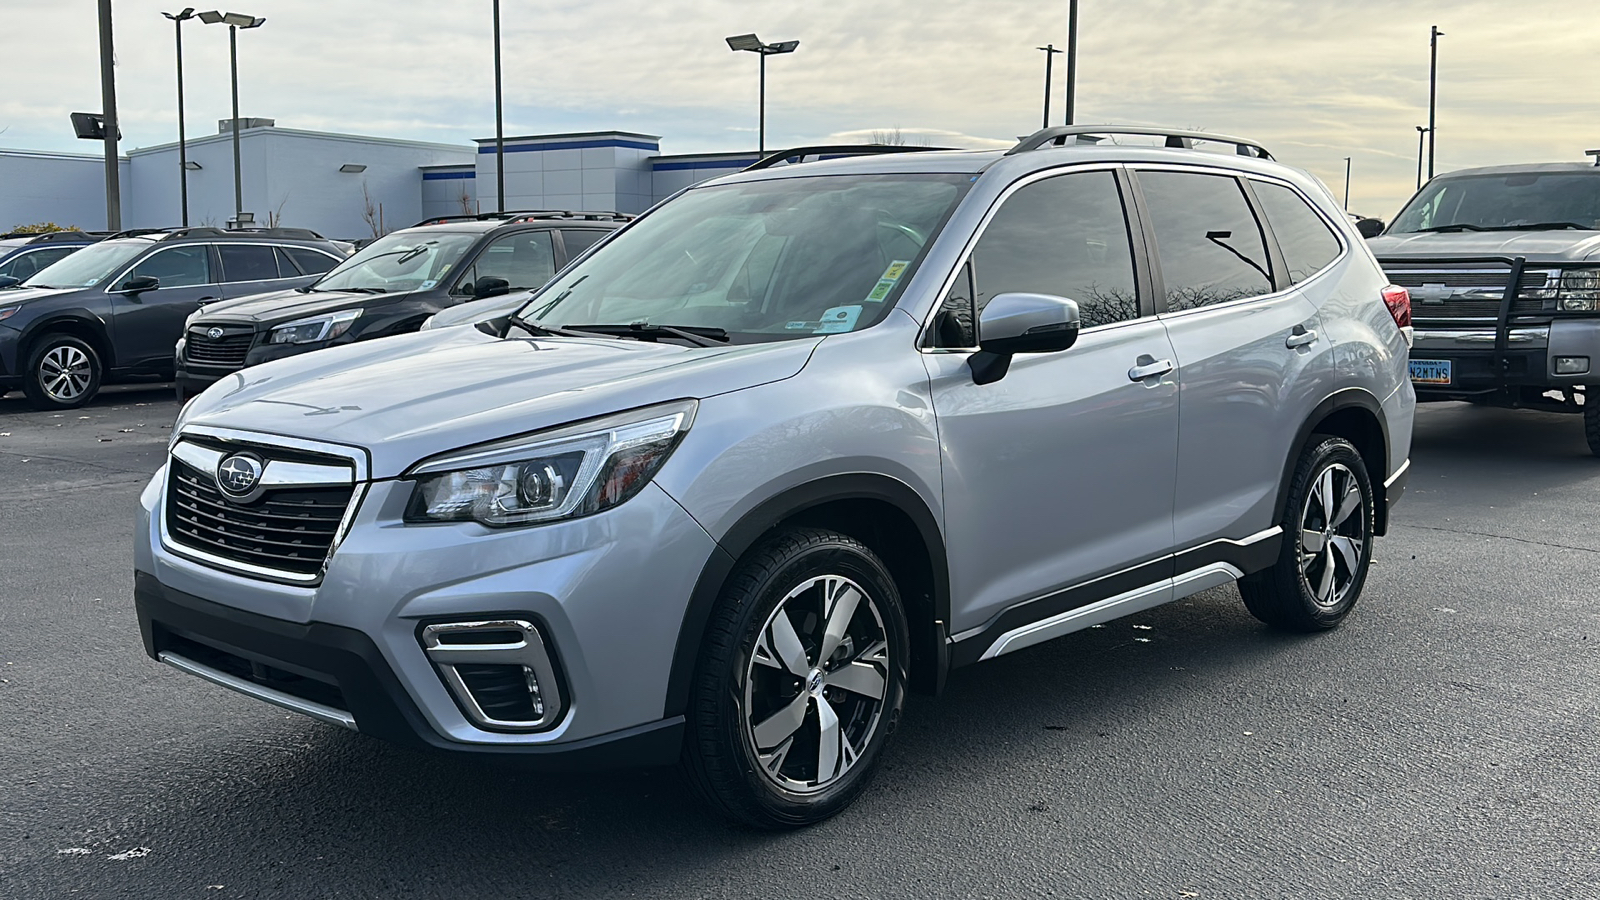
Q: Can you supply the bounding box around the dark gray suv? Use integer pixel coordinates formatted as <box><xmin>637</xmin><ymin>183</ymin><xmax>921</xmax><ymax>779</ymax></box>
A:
<box><xmin>136</xmin><ymin>127</ymin><xmax>1414</xmax><ymax>828</ymax></box>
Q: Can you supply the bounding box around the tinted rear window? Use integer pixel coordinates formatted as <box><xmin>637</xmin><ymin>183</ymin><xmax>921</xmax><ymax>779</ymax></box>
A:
<box><xmin>1254</xmin><ymin>182</ymin><xmax>1342</xmax><ymax>284</ymax></box>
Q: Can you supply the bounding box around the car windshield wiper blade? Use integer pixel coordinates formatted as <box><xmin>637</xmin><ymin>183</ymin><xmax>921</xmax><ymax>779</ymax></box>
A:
<box><xmin>505</xmin><ymin>315</ymin><xmax>607</xmax><ymax>340</ymax></box>
<box><xmin>1495</xmin><ymin>221</ymin><xmax>1593</xmax><ymax>231</ymax></box>
<box><xmin>338</xmin><ymin>287</ymin><xmax>389</xmax><ymax>294</ymax></box>
<box><xmin>1415</xmin><ymin>222</ymin><xmax>1486</xmax><ymax>232</ymax></box>
<box><xmin>562</xmin><ymin>323</ymin><xmax>730</xmax><ymax>347</ymax></box>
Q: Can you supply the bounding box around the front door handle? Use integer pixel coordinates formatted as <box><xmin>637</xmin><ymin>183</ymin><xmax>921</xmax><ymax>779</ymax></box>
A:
<box><xmin>197</xmin><ymin>296</ymin><xmax>218</xmax><ymax>305</ymax></box>
<box><xmin>1286</xmin><ymin>326</ymin><xmax>1318</xmax><ymax>349</ymax></box>
<box><xmin>1128</xmin><ymin>357</ymin><xmax>1175</xmax><ymax>381</ymax></box>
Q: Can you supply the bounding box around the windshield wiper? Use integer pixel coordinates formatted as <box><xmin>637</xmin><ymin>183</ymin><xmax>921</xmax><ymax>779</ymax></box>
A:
<box><xmin>505</xmin><ymin>315</ymin><xmax>605</xmax><ymax>340</ymax></box>
<box><xmin>338</xmin><ymin>287</ymin><xmax>389</xmax><ymax>294</ymax></box>
<box><xmin>1415</xmin><ymin>223</ymin><xmax>1486</xmax><ymax>233</ymax></box>
<box><xmin>1495</xmin><ymin>221</ymin><xmax>1593</xmax><ymax>231</ymax></box>
<box><xmin>563</xmin><ymin>323</ymin><xmax>729</xmax><ymax>347</ymax></box>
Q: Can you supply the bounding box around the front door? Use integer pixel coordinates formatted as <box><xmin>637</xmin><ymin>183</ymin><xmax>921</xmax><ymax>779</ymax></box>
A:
<box><xmin>924</xmin><ymin>168</ymin><xmax>1180</xmax><ymax>639</ymax></box>
<box><xmin>108</xmin><ymin>244</ymin><xmax>219</xmax><ymax>371</ymax></box>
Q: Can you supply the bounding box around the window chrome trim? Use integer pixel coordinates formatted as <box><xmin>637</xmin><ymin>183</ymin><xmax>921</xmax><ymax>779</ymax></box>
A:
<box><xmin>102</xmin><ymin>241</ymin><xmax>342</xmax><ymax>294</ymax></box>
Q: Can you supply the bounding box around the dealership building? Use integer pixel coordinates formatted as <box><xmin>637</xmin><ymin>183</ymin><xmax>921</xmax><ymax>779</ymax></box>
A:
<box><xmin>0</xmin><ymin>119</ymin><xmax>762</xmax><ymax>238</ymax></box>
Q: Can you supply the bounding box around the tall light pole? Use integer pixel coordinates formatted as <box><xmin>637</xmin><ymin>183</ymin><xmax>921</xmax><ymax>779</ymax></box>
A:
<box><xmin>1037</xmin><ymin>44</ymin><xmax>1063</xmax><ymax>129</ymax></box>
<box><xmin>1343</xmin><ymin>156</ymin><xmax>1351</xmax><ymax>210</ymax></box>
<box><xmin>97</xmin><ymin>0</ymin><xmax>121</xmax><ymax>231</ymax></box>
<box><xmin>726</xmin><ymin>33</ymin><xmax>800</xmax><ymax>154</ymax></box>
<box><xmin>1064</xmin><ymin>0</ymin><xmax>1079</xmax><ymax>126</ymax></box>
<box><xmin>1415</xmin><ymin>126</ymin><xmax>1430</xmax><ymax>189</ymax></box>
<box><xmin>493</xmin><ymin>0</ymin><xmax>505</xmax><ymax>213</ymax></box>
<box><xmin>199</xmin><ymin>11</ymin><xmax>265</xmax><ymax>223</ymax></box>
<box><xmin>163</xmin><ymin>8</ymin><xmax>197</xmax><ymax>227</ymax></box>
<box><xmin>1428</xmin><ymin>25</ymin><xmax>1443</xmax><ymax>180</ymax></box>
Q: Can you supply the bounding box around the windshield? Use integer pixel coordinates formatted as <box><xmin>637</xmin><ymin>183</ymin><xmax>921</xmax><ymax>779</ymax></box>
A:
<box><xmin>313</xmin><ymin>230</ymin><xmax>478</xmax><ymax>293</ymax></box>
<box><xmin>22</xmin><ymin>240</ymin><xmax>150</xmax><ymax>289</ymax></box>
<box><xmin>514</xmin><ymin>173</ymin><xmax>969</xmax><ymax>341</ymax></box>
<box><xmin>1390</xmin><ymin>171</ymin><xmax>1600</xmax><ymax>233</ymax></box>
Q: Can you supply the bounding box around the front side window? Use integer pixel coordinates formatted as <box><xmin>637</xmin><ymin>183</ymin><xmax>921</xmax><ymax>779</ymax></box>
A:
<box><xmin>21</xmin><ymin>240</ymin><xmax>150</xmax><ymax>289</ymax></box>
<box><xmin>313</xmin><ymin>231</ymin><xmax>479</xmax><ymax>294</ymax></box>
<box><xmin>454</xmin><ymin>231</ymin><xmax>555</xmax><ymax>295</ymax></box>
<box><xmin>1138</xmin><ymin>170</ymin><xmax>1273</xmax><ymax>311</ymax></box>
<box><xmin>1389</xmin><ymin>171</ymin><xmax>1600</xmax><ymax>234</ymax></box>
<box><xmin>971</xmin><ymin>170</ymin><xmax>1141</xmax><ymax>332</ymax></box>
<box><xmin>217</xmin><ymin>244</ymin><xmax>282</xmax><ymax>283</ymax></box>
<box><xmin>515</xmin><ymin>173</ymin><xmax>968</xmax><ymax>341</ymax></box>
<box><xmin>1253</xmin><ymin>181</ymin><xmax>1343</xmax><ymax>284</ymax></box>
<box><xmin>126</xmin><ymin>244</ymin><xmax>212</xmax><ymax>289</ymax></box>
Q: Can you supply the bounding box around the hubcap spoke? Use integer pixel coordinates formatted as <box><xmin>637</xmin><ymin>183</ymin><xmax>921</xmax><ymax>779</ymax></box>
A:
<box><xmin>756</xmin><ymin>610</ymin><xmax>812</xmax><ymax>676</ymax></box>
<box><xmin>757</xmin><ymin>736</ymin><xmax>795</xmax><ymax>777</ymax></box>
<box><xmin>751</xmin><ymin>691</ymin><xmax>810</xmax><ymax>750</ymax></box>
<box><xmin>1330</xmin><ymin>535</ymin><xmax>1362</xmax><ymax>572</ymax></box>
<box><xmin>824</xmin><ymin>661</ymin><xmax>886</xmax><ymax>701</ymax></box>
<box><xmin>818</xmin><ymin>579</ymin><xmax>862</xmax><ymax>664</ymax></box>
<box><xmin>1316</xmin><ymin>469</ymin><xmax>1336</xmax><ymax>522</ymax></box>
<box><xmin>1316</xmin><ymin>545</ymin><xmax>1336</xmax><ymax>602</ymax></box>
<box><xmin>815</xmin><ymin>695</ymin><xmax>842</xmax><ymax>783</ymax></box>
<box><xmin>1301</xmin><ymin>528</ymin><xmax>1326</xmax><ymax>553</ymax></box>
<box><xmin>1331</xmin><ymin>478</ymin><xmax>1361</xmax><ymax>529</ymax></box>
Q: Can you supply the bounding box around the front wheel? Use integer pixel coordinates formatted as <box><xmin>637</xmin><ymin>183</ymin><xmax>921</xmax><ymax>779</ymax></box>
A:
<box><xmin>682</xmin><ymin>527</ymin><xmax>909</xmax><ymax>829</ymax></box>
<box><xmin>1584</xmin><ymin>394</ymin><xmax>1600</xmax><ymax>458</ymax></box>
<box><xmin>22</xmin><ymin>334</ymin><xmax>102</xmax><ymax>410</ymax></box>
<box><xmin>1239</xmin><ymin>436</ymin><xmax>1374</xmax><ymax>631</ymax></box>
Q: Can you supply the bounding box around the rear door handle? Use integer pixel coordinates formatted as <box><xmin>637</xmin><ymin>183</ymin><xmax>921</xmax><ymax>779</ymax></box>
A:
<box><xmin>1128</xmin><ymin>358</ymin><xmax>1175</xmax><ymax>381</ymax></box>
<box><xmin>1286</xmin><ymin>327</ymin><xmax>1318</xmax><ymax>349</ymax></box>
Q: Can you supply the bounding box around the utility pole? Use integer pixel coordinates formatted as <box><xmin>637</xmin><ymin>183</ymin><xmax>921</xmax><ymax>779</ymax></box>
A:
<box><xmin>1415</xmin><ymin>126</ymin><xmax>1429</xmax><ymax>190</ymax></box>
<box><xmin>1343</xmin><ymin>156</ymin><xmax>1351</xmax><ymax>209</ymax></box>
<box><xmin>493</xmin><ymin>0</ymin><xmax>505</xmax><ymax>212</ymax></box>
<box><xmin>97</xmin><ymin>0</ymin><xmax>121</xmax><ymax>231</ymax></box>
<box><xmin>1428</xmin><ymin>25</ymin><xmax>1443</xmax><ymax>180</ymax></box>
<box><xmin>1037</xmin><ymin>44</ymin><xmax>1063</xmax><ymax>129</ymax></box>
<box><xmin>1064</xmin><ymin>0</ymin><xmax>1079</xmax><ymax>125</ymax></box>
<box><xmin>164</xmin><ymin>9</ymin><xmax>196</xmax><ymax>227</ymax></box>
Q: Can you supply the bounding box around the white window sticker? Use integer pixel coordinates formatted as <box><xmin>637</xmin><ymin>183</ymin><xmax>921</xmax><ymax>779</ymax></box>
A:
<box><xmin>813</xmin><ymin>305</ymin><xmax>862</xmax><ymax>334</ymax></box>
<box><xmin>420</xmin><ymin>279</ymin><xmax>438</xmax><ymax>290</ymax></box>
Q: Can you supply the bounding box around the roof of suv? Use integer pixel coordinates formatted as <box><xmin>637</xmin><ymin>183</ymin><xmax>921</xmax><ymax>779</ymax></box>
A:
<box><xmin>1430</xmin><ymin>162</ymin><xmax>1600</xmax><ymax>179</ymax></box>
<box><xmin>410</xmin><ymin>210</ymin><xmax>634</xmax><ymax>230</ymax></box>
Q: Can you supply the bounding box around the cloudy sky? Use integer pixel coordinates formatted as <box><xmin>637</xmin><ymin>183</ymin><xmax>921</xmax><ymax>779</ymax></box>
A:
<box><xmin>3</xmin><ymin>0</ymin><xmax>1597</xmax><ymax>217</ymax></box>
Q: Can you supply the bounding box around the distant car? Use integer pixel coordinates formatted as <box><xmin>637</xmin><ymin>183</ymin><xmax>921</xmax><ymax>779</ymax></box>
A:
<box><xmin>1368</xmin><ymin>158</ymin><xmax>1600</xmax><ymax>454</ymax></box>
<box><xmin>0</xmin><ymin>226</ymin><xmax>346</xmax><ymax>409</ymax></box>
<box><xmin>176</xmin><ymin>211</ymin><xmax>628</xmax><ymax>397</ymax></box>
<box><xmin>0</xmin><ymin>230</ymin><xmax>110</xmax><ymax>286</ymax></box>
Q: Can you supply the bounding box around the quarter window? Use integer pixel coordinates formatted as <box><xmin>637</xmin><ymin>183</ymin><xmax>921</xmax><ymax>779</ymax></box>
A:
<box><xmin>561</xmin><ymin>229</ymin><xmax>607</xmax><ymax>258</ymax></box>
<box><xmin>126</xmin><ymin>245</ymin><xmax>212</xmax><ymax>288</ymax></box>
<box><xmin>217</xmin><ymin>244</ymin><xmax>282</xmax><ymax>282</ymax></box>
<box><xmin>284</xmin><ymin>247</ymin><xmax>338</xmax><ymax>275</ymax></box>
<box><xmin>1254</xmin><ymin>181</ymin><xmax>1342</xmax><ymax>284</ymax></box>
<box><xmin>971</xmin><ymin>170</ymin><xmax>1141</xmax><ymax>332</ymax></box>
<box><xmin>1138</xmin><ymin>171</ymin><xmax>1273</xmax><ymax>311</ymax></box>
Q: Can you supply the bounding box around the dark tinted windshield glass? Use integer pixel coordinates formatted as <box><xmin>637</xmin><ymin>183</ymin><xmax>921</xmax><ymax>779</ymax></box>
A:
<box><xmin>22</xmin><ymin>240</ymin><xmax>150</xmax><ymax>289</ymax></box>
<box><xmin>516</xmin><ymin>174</ymin><xmax>968</xmax><ymax>340</ymax></box>
<box><xmin>1390</xmin><ymin>172</ymin><xmax>1600</xmax><ymax>233</ymax></box>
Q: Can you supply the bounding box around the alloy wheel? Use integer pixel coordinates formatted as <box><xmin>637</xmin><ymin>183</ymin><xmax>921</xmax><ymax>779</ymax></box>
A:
<box><xmin>39</xmin><ymin>344</ymin><xmax>93</xmax><ymax>403</ymax></box>
<box><xmin>743</xmin><ymin>574</ymin><xmax>890</xmax><ymax>794</ymax></box>
<box><xmin>1298</xmin><ymin>462</ymin><xmax>1366</xmax><ymax>608</ymax></box>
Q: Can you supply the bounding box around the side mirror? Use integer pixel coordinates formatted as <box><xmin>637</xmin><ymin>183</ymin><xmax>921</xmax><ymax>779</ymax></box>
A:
<box><xmin>472</xmin><ymin>276</ymin><xmax>510</xmax><ymax>300</ymax></box>
<box><xmin>970</xmin><ymin>292</ymin><xmax>1080</xmax><ymax>385</ymax></box>
<box><xmin>0</xmin><ymin>275</ymin><xmax>20</xmax><ymax>289</ymax></box>
<box><xmin>119</xmin><ymin>275</ymin><xmax>160</xmax><ymax>294</ymax></box>
<box><xmin>1355</xmin><ymin>217</ymin><xmax>1386</xmax><ymax>239</ymax></box>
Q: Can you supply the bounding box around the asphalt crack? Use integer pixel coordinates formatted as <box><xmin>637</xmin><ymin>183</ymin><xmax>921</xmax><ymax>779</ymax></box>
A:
<box><xmin>1395</xmin><ymin>522</ymin><xmax>1600</xmax><ymax>555</ymax></box>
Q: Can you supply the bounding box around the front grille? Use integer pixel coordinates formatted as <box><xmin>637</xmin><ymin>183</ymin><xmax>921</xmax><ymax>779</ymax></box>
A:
<box><xmin>166</xmin><ymin>457</ymin><xmax>352</xmax><ymax>577</ymax></box>
<box><xmin>1411</xmin><ymin>299</ymin><xmax>1547</xmax><ymax>318</ymax></box>
<box><xmin>1385</xmin><ymin>269</ymin><xmax>1551</xmax><ymax>290</ymax></box>
<box><xmin>184</xmin><ymin>328</ymin><xmax>255</xmax><ymax>370</ymax></box>
<box><xmin>1383</xmin><ymin>268</ymin><xmax>1552</xmax><ymax>319</ymax></box>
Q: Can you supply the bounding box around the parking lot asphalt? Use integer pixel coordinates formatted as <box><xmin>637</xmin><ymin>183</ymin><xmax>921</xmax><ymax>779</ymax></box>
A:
<box><xmin>2</xmin><ymin>387</ymin><xmax>1598</xmax><ymax>899</ymax></box>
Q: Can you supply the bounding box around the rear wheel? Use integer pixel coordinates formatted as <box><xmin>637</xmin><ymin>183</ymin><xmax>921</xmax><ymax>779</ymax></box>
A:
<box><xmin>682</xmin><ymin>527</ymin><xmax>908</xmax><ymax>829</ymax></box>
<box><xmin>1239</xmin><ymin>436</ymin><xmax>1374</xmax><ymax>631</ymax></box>
<box><xmin>22</xmin><ymin>334</ymin><xmax>102</xmax><ymax>410</ymax></box>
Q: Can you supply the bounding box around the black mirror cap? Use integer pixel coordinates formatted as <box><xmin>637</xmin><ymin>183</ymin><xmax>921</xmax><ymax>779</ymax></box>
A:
<box><xmin>979</xmin><ymin>320</ymin><xmax>1080</xmax><ymax>356</ymax></box>
<box><xmin>472</xmin><ymin>276</ymin><xmax>510</xmax><ymax>300</ymax></box>
<box><xmin>120</xmin><ymin>275</ymin><xmax>160</xmax><ymax>293</ymax></box>
<box><xmin>0</xmin><ymin>275</ymin><xmax>20</xmax><ymax>289</ymax></box>
<box><xmin>1356</xmin><ymin>217</ymin><xmax>1386</xmax><ymax>239</ymax></box>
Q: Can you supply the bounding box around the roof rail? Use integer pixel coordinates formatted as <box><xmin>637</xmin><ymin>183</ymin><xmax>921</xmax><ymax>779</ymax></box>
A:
<box><xmin>411</xmin><ymin>210</ymin><xmax>635</xmax><ymax>228</ymax></box>
<box><xmin>103</xmin><ymin>225</ymin><xmax>329</xmax><ymax>241</ymax></box>
<box><xmin>1008</xmin><ymin>125</ymin><xmax>1273</xmax><ymax>160</ymax></box>
<box><xmin>744</xmin><ymin>143</ymin><xmax>956</xmax><ymax>171</ymax></box>
<box><xmin>11</xmin><ymin>230</ymin><xmax>110</xmax><ymax>245</ymax></box>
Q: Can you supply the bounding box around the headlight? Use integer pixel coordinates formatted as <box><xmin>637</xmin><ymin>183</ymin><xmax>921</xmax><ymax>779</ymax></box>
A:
<box><xmin>269</xmin><ymin>309</ymin><xmax>361</xmax><ymax>344</ymax></box>
<box><xmin>0</xmin><ymin>306</ymin><xmax>20</xmax><ymax>323</ymax></box>
<box><xmin>1558</xmin><ymin>269</ymin><xmax>1600</xmax><ymax>311</ymax></box>
<box><xmin>404</xmin><ymin>399</ymin><xmax>697</xmax><ymax>527</ymax></box>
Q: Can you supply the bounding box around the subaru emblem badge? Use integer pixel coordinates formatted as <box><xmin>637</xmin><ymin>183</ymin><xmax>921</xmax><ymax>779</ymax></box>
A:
<box><xmin>206</xmin><ymin>327</ymin><xmax>225</xmax><ymax>340</ymax></box>
<box><xmin>216</xmin><ymin>453</ymin><xmax>265</xmax><ymax>498</ymax></box>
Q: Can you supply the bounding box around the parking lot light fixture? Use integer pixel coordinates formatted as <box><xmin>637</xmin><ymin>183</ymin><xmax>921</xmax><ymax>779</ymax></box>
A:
<box><xmin>199</xmin><ymin>11</ymin><xmax>265</xmax><ymax>222</ymax></box>
<box><xmin>162</xmin><ymin>9</ymin><xmax>196</xmax><ymax>226</ymax></box>
<box><xmin>725</xmin><ymin>33</ymin><xmax>800</xmax><ymax>154</ymax></box>
<box><xmin>1415</xmin><ymin>126</ymin><xmax>1430</xmax><ymax>189</ymax></box>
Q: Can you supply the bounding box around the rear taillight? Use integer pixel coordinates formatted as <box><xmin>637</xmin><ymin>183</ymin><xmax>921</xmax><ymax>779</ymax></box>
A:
<box><xmin>1381</xmin><ymin>284</ymin><xmax>1411</xmax><ymax>329</ymax></box>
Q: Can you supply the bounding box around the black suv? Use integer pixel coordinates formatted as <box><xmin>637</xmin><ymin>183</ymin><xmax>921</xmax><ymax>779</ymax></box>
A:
<box><xmin>176</xmin><ymin>211</ymin><xmax>629</xmax><ymax>397</ymax></box>
<box><xmin>1368</xmin><ymin>158</ymin><xmax>1600</xmax><ymax>455</ymax></box>
<box><xmin>0</xmin><ymin>227</ymin><xmax>346</xmax><ymax>409</ymax></box>
<box><xmin>0</xmin><ymin>230</ymin><xmax>112</xmax><ymax>285</ymax></box>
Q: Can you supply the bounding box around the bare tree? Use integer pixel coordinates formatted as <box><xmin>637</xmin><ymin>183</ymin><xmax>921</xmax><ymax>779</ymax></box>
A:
<box><xmin>361</xmin><ymin>182</ymin><xmax>387</xmax><ymax>239</ymax></box>
<box><xmin>265</xmin><ymin>195</ymin><xmax>290</xmax><ymax>229</ymax></box>
<box><xmin>458</xmin><ymin>186</ymin><xmax>475</xmax><ymax>215</ymax></box>
<box><xmin>869</xmin><ymin>127</ymin><xmax>931</xmax><ymax>147</ymax></box>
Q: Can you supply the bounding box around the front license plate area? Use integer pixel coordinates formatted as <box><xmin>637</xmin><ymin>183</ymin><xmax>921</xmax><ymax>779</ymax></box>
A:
<box><xmin>1409</xmin><ymin>359</ymin><xmax>1452</xmax><ymax>385</ymax></box>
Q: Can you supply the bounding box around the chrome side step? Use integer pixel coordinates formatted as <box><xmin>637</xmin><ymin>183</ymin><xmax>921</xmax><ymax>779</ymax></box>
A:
<box><xmin>159</xmin><ymin>651</ymin><xmax>357</xmax><ymax>731</ymax></box>
<box><xmin>978</xmin><ymin>562</ymin><xmax>1243</xmax><ymax>661</ymax></box>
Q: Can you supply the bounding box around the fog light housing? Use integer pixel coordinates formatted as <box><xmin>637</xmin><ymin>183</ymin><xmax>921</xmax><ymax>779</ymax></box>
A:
<box><xmin>420</xmin><ymin>620</ymin><xmax>563</xmax><ymax>732</ymax></box>
<box><xmin>1555</xmin><ymin>356</ymin><xmax>1590</xmax><ymax>375</ymax></box>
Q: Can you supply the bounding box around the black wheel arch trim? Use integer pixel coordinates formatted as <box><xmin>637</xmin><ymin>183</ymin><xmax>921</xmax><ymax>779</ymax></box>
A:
<box><xmin>1276</xmin><ymin>387</ymin><xmax>1393</xmax><ymax>536</ymax></box>
<box><xmin>19</xmin><ymin>311</ymin><xmax>115</xmax><ymax>368</ymax></box>
<box><xmin>663</xmin><ymin>472</ymin><xmax>952</xmax><ymax>718</ymax></box>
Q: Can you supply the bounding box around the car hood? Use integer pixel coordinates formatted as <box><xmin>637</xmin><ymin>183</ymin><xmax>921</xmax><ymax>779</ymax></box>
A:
<box><xmin>0</xmin><ymin>286</ymin><xmax>80</xmax><ymax>306</ymax></box>
<box><xmin>1369</xmin><ymin>230</ymin><xmax>1600</xmax><ymax>263</ymax></box>
<box><xmin>194</xmin><ymin>288</ymin><xmax>419</xmax><ymax>325</ymax></box>
<box><xmin>180</xmin><ymin>326</ymin><xmax>820</xmax><ymax>478</ymax></box>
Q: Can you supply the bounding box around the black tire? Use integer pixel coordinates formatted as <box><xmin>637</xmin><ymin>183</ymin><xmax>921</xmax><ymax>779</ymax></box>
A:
<box><xmin>1239</xmin><ymin>436</ymin><xmax>1374</xmax><ymax>632</ymax></box>
<box><xmin>1584</xmin><ymin>394</ymin><xmax>1600</xmax><ymax>458</ymax></box>
<box><xmin>22</xmin><ymin>334</ymin><xmax>102</xmax><ymax>410</ymax></box>
<box><xmin>682</xmin><ymin>527</ymin><xmax>909</xmax><ymax>829</ymax></box>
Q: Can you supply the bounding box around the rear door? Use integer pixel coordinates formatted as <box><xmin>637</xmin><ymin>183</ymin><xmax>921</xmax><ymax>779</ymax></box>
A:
<box><xmin>1132</xmin><ymin>167</ymin><xmax>1329</xmax><ymax>556</ymax></box>
<box><xmin>107</xmin><ymin>244</ymin><xmax>220</xmax><ymax>370</ymax></box>
<box><xmin>924</xmin><ymin>167</ymin><xmax>1180</xmax><ymax>638</ymax></box>
<box><xmin>217</xmin><ymin>243</ymin><xmax>319</xmax><ymax>299</ymax></box>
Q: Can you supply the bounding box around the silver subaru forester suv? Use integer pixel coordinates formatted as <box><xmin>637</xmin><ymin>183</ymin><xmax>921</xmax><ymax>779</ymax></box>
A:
<box><xmin>135</xmin><ymin>126</ymin><xmax>1415</xmax><ymax>829</ymax></box>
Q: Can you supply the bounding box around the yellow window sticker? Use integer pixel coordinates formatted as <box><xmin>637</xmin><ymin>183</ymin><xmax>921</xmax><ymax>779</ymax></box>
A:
<box><xmin>865</xmin><ymin>260</ymin><xmax>913</xmax><ymax>303</ymax></box>
<box><xmin>883</xmin><ymin>260</ymin><xmax>910</xmax><ymax>281</ymax></box>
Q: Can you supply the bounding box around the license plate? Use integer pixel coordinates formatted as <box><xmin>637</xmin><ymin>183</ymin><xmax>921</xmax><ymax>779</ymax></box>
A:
<box><xmin>1409</xmin><ymin>359</ymin><xmax>1451</xmax><ymax>385</ymax></box>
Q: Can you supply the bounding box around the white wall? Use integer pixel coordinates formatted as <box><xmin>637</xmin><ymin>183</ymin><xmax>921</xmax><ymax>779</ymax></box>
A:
<box><xmin>477</xmin><ymin>134</ymin><xmax>660</xmax><ymax>215</ymax></box>
<box><xmin>0</xmin><ymin>150</ymin><xmax>130</xmax><ymax>231</ymax></box>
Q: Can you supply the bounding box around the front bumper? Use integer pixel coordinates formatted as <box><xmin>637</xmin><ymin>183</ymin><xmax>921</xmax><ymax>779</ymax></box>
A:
<box><xmin>136</xmin><ymin>460</ymin><xmax>719</xmax><ymax>763</ymax></box>
<box><xmin>1409</xmin><ymin>319</ymin><xmax>1600</xmax><ymax>397</ymax></box>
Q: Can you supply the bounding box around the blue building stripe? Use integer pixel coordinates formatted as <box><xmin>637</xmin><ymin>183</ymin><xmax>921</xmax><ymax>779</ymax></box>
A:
<box><xmin>478</xmin><ymin>138</ymin><xmax>660</xmax><ymax>154</ymax></box>
<box><xmin>422</xmin><ymin>171</ymin><xmax>476</xmax><ymax>180</ymax></box>
<box><xmin>651</xmin><ymin>159</ymin><xmax>758</xmax><ymax>172</ymax></box>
